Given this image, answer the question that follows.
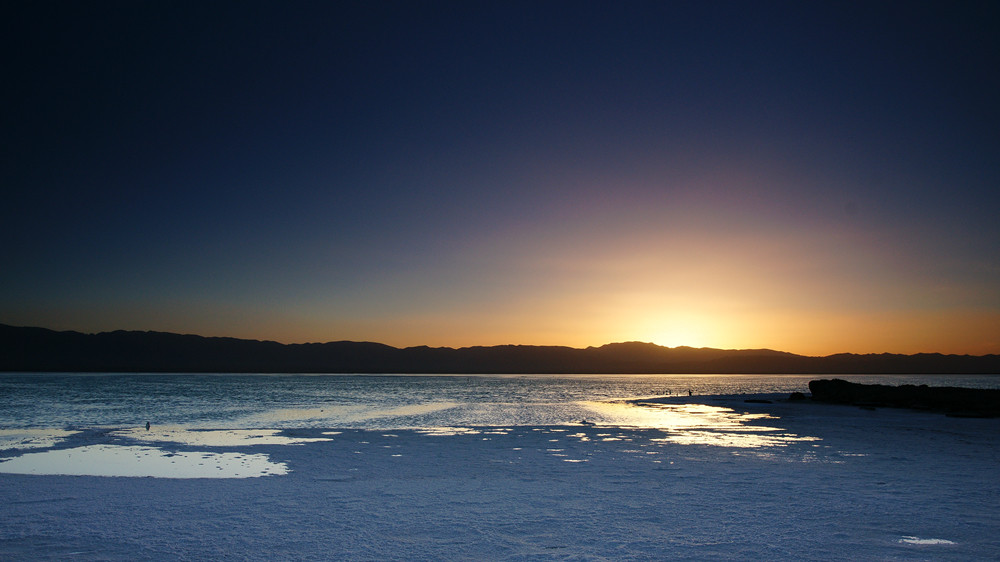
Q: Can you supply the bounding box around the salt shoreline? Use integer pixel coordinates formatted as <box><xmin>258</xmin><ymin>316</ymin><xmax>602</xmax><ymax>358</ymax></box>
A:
<box><xmin>2</xmin><ymin>395</ymin><xmax>998</xmax><ymax>560</ymax></box>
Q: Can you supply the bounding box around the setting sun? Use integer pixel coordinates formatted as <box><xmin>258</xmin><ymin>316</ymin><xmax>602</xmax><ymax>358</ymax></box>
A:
<box><xmin>630</xmin><ymin>313</ymin><xmax>718</xmax><ymax>349</ymax></box>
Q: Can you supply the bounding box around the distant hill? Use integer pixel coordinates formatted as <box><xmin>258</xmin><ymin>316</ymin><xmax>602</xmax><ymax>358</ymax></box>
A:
<box><xmin>1</xmin><ymin>324</ymin><xmax>998</xmax><ymax>374</ymax></box>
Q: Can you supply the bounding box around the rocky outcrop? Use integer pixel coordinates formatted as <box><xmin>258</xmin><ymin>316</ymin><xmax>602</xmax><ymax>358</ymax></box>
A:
<box><xmin>808</xmin><ymin>379</ymin><xmax>1000</xmax><ymax>417</ymax></box>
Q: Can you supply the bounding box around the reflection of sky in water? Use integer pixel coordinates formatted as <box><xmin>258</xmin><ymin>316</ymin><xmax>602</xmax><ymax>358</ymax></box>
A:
<box><xmin>0</xmin><ymin>429</ymin><xmax>80</xmax><ymax>450</ymax></box>
<box><xmin>899</xmin><ymin>536</ymin><xmax>956</xmax><ymax>545</ymax></box>
<box><xmin>416</xmin><ymin>427</ymin><xmax>514</xmax><ymax>436</ymax></box>
<box><xmin>113</xmin><ymin>427</ymin><xmax>331</xmax><ymax>447</ymax></box>
<box><xmin>583</xmin><ymin>401</ymin><xmax>820</xmax><ymax>448</ymax></box>
<box><xmin>231</xmin><ymin>400</ymin><xmax>603</xmax><ymax>429</ymax></box>
<box><xmin>236</xmin><ymin>401</ymin><xmax>463</xmax><ymax>428</ymax></box>
<box><xmin>0</xmin><ymin>445</ymin><xmax>286</xmax><ymax>478</ymax></box>
<box><xmin>0</xmin><ymin>428</ymin><xmax>318</xmax><ymax>479</ymax></box>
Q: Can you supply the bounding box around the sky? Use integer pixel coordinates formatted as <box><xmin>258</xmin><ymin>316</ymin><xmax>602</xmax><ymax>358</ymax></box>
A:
<box><xmin>2</xmin><ymin>1</ymin><xmax>999</xmax><ymax>355</ymax></box>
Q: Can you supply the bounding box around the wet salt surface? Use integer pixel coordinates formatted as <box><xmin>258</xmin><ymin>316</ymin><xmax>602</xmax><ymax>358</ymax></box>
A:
<box><xmin>1</xmin><ymin>396</ymin><xmax>998</xmax><ymax>559</ymax></box>
<box><xmin>0</xmin><ymin>445</ymin><xmax>286</xmax><ymax>478</ymax></box>
<box><xmin>0</xmin><ymin>429</ymin><xmax>79</xmax><ymax>450</ymax></box>
<box><xmin>0</xmin><ymin>399</ymin><xmax>818</xmax><ymax>478</ymax></box>
<box><xmin>0</xmin><ymin>397</ymin><xmax>819</xmax><ymax>477</ymax></box>
<box><xmin>112</xmin><ymin>427</ymin><xmax>333</xmax><ymax>447</ymax></box>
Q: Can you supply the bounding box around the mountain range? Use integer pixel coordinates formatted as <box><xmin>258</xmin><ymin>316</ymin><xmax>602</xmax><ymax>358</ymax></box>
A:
<box><xmin>1</xmin><ymin>324</ymin><xmax>998</xmax><ymax>374</ymax></box>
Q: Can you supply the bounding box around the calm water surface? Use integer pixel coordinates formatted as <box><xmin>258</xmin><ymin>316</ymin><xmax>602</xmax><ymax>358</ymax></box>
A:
<box><xmin>2</xmin><ymin>373</ymin><xmax>997</xmax><ymax>430</ymax></box>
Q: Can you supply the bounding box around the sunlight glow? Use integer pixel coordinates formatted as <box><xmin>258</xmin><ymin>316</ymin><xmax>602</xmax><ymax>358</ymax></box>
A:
<box><xmin>643</xmin><ymin>317</ymin><xmax>716</xmax><ymax>349</ymax></box>
<box><xmin>580</xmin><ymin>400</ymin><xmax>820</xmax><ymax>448</ymax></box>
<box><xmin>610</xmin><ymin>305</ymin><xmax>734</xmax><ymax>349</ymax></box>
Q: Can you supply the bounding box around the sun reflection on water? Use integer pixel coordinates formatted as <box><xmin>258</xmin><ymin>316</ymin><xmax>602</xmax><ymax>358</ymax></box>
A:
<box><xmin>583</xmin><ymin>400</ymin><xmax>819</xmax><ymax>448</ymax></box>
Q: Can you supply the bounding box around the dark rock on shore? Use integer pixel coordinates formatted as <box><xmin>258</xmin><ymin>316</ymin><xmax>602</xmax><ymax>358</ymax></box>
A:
<box><xmin>808</xmin><ymin>379</ymin><xmax>1000</xmax><ymax>417</ymax></box>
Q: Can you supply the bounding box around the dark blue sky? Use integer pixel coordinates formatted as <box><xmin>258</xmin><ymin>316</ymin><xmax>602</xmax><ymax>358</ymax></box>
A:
<box><xmin>3</xmin><ymin>1</ymin><xmax>999</xmax><ymax>353</ymax></box>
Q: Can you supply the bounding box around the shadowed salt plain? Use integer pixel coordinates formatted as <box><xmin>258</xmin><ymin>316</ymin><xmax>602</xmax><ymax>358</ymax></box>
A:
<box><xmin>2</xmin><ymin>394</ymin><xmax>998</xmax><ymax>560</ymax></box>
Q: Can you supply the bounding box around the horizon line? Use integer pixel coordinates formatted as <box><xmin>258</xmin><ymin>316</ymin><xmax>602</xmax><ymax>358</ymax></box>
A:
<box><xmin>3</xmin><ymin>323</ymin><xmax>997</xmax><ymax>359</ymax></box>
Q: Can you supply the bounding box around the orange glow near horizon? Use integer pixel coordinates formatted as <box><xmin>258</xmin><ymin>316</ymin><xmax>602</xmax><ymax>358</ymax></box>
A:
<box><xmin>265</xmin><ymin>298</ymin><xmax>1000</xmax><ymax>356</ymax></box>
<box><xmin>15</xmin><ymin>232</ymin><xmax>1000</xmax><ymax>356</ymax></box>
<box><xmin>8</xmin><ymin>183</ymin><xmax>998</xmax><ymax>357</ymax></box>
<box><xmin>17</xmin><ymin>303</ymin><xmax>1000</xmax><ymax>356</ymax></box>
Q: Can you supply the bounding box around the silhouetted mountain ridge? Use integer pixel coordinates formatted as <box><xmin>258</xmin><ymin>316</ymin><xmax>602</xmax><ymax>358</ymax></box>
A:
<box><xmin>1</xmin><ymin>324</ymin><xmax>997</xmax><ymax>374</ymax></box>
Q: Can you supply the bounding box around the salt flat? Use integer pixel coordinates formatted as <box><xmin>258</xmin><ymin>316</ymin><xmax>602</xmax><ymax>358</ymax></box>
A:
<box><xmin>1</xmin><ymin>396</ymin><xmax>998</xmax><ymax>560</ymax></box>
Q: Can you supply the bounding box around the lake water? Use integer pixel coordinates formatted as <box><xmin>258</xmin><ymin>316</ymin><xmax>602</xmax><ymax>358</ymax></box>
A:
<box><xmin>2</xmin><ymin>372</ymin><xmax>997</xmax><ymax>431</ymax></box>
